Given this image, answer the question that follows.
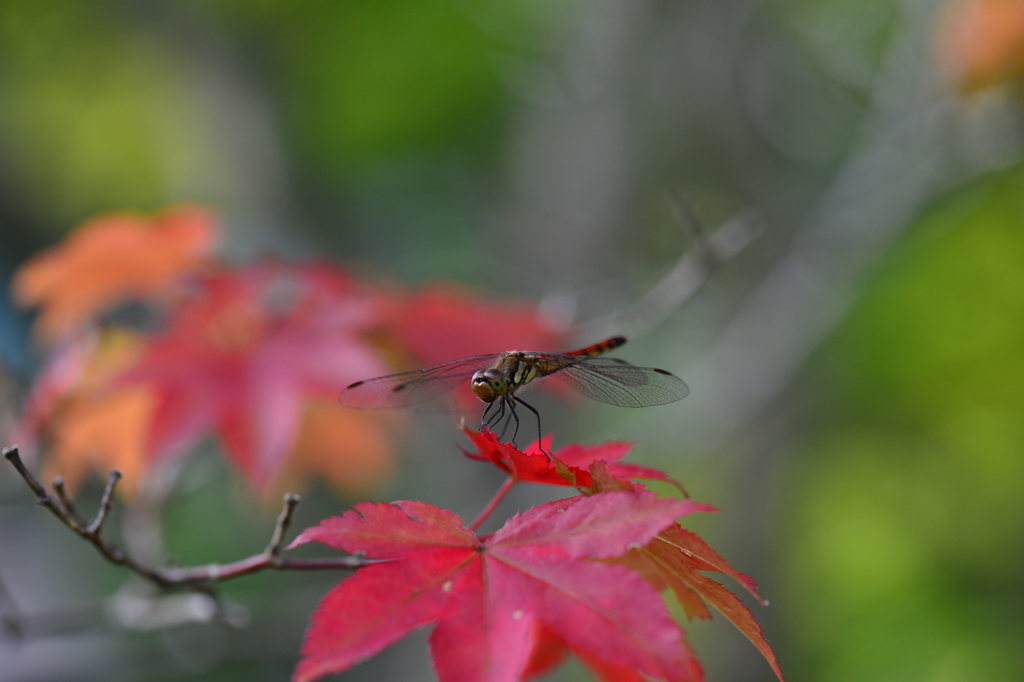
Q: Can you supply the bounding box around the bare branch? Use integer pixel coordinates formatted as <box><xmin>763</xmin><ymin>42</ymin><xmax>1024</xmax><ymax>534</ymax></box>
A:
<box><xmin>2</xmin><ymin>446</ymin><xmax>375</xmax><ymax>597</ymax></box>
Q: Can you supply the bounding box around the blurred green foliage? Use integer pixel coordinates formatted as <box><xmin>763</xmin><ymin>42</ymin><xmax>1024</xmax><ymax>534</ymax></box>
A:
<box><xmin>0</xmin><ymin>2</ymin><xmax>183</xmax><ymax>226</ymax></box>
<box><xmin>268</xmin><ymin>1</ymin><xmax>502</xmax><ymax>167</ymax></box>
<box><xmin>0</xmin><ymin>0</ymin><xmax>520</xmax><ymax>240</ymax></box>
<box><xmin>788</xmin><ymin>164</ymin><xmax>1024</xmax><ymax>681</ymax></box>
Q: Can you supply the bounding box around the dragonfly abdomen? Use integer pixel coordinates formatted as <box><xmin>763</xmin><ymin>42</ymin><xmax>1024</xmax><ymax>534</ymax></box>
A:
<box><xmin>567</xmin><ymin>336</ymin><xmax>627</xmax><ymax>358</ymax></box>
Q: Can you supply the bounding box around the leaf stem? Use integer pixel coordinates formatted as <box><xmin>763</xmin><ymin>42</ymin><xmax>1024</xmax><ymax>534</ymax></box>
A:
<box><xmin>468</xmin><ymin>477</ymin><xmax>516</xmax><ymax>532</ymax></box>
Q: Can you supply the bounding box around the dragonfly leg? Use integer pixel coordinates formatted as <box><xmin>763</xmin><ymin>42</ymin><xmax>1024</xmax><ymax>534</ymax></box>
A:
<box><xmin>494</xmin><ymin>400</ymin><xmax>514</xmax><ymax>440</ymax></box>
<box><xmin>512</xmin><ymin>397</ymin><xmax>548</xmax><ymax>457</ymax></box>
<box><xmin>505</xmin><ymin>397</ymin><xmax>521</xmax><ymax>447</ymax></box>
<box><xmin>481</xmin><ymin>401</ymin><xmax>495</xmax><ymax>428</ymax></box>
<box><xmin>483</xmin><ymin>399</ymin><xmax>506</xmax><ymax>432</ymax></box>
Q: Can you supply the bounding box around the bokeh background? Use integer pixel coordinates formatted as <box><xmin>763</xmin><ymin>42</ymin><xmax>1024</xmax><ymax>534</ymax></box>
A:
<box><xmin>2</xmin><ymin>0</ymin><xmax>1024</xmax><ymax>680</ymax></box>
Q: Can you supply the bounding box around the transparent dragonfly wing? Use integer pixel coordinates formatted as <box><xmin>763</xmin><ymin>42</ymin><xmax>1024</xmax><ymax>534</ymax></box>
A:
<box><xmin>553</xmin><ymin>357</ymin><xmax>689</xmax><ymax>407</ymax></box>
<box><xmin>338</xmin><ymin>354</ymin><xmax>498</xmax><ymax>409</ymax></box>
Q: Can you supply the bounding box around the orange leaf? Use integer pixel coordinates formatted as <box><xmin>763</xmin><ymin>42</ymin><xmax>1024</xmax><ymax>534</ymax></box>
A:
<box><xmin>655</xmin><ymin>525</ymin><xmax>765</xmax><ymax>603</ymax></box>
<box><xmin>43</xmin><ymin>387</ymin><xmax>154</xmax><ymax>498</ymax></box>
<box><xmin>630</xmin><ymin>527</ymin><xmax>783</xmax><ymax>681</ymax></box>
<box><xmin>13</xmin><ymin>205</ymin><xmax>216</xmax><ymax>339</ymax></box>
<box><xmin>666</xmin><ymin>562</ymin><xmax>784</xmax><ymax>682</ymax></box>
<box><xmin>937</xmin><ymin>0</ymin><xmax>1024</xmax><ymax>92</ymax></box>
<box><xmin>617</xmin><ymin>548</ymin><xmax>713</xmax><ymax>621</ymax></box>
<box><xmin>16</xmin><ymin>329</ymin><xmax>155</xmax><ymax>498</ymax></box>
<box><xmin>280</xmin><ymin>397</ymin><xmax>399</xmax><ymax>497</ymax></box>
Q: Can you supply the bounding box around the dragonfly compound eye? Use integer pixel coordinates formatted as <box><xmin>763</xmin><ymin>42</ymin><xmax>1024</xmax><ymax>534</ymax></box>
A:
<box><xmin>471</xmin><ymin>369</ymin><xmax>506</xmax><ymax>403</ymax></box>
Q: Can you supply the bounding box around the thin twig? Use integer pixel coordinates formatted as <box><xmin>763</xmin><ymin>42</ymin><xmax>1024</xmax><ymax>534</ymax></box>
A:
<box><xmin>86</xmin><ymin>469</ymin><xmax>121</xmax><ymax>536</ymax></box>
<box><xmin>2</xmin><ymin>447</ymin><xmax>374</xmax><ymax>594</ymax></box>
<box><xmin>51</xmin><ymin>477</ymin><xmax>85</xmax><ymax>525</ymax></box>
<box><xmin>265</xmin><ymin>492</ymin><xmax>301</xmax><ymax>558</ymax></box>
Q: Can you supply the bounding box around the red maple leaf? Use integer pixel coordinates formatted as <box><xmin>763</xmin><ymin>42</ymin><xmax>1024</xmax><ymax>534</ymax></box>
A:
<box><xmin>461</xmin><ymin>426</ymin><xmax>686</xmax><ymax>492</ymax></box>
<box><xmin>384</xmin><ymin>284</ymin><xmax>566</xmax><ymax>366</ymax></box>
<box><xmin>290</xmin><ymin>492</ymin><xmax>709</xmax><ymax>682</ymax></box>
<box><xmin>519</xmin><ymin>620</ymin><xmax>699</xmax><ymax>682</ymax></box>
<box><xmin>117</xmin><ymin>261</ymin><xmax>392</xmax><ymax>488</ymax></box>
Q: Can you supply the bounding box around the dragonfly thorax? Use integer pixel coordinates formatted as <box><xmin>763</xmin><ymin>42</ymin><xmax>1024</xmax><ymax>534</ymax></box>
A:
<box><xmin>471</xmin><ymin>368</ymin><xmax>507</xmax><ymax>403</ymax></box>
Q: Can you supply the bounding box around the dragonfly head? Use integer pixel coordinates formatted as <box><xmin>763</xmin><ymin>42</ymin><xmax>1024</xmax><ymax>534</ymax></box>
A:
<box><xmin>471</xmin><ymin>369</ymin><xmax>507</xmax><ymax>403</ymax></box>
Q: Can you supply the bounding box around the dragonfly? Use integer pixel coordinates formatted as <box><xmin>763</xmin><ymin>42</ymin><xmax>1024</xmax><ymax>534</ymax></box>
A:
<box><xmin>338</xmin><ymin>336</ymin><xmax>688</xmax><ymax>446</ymax></box>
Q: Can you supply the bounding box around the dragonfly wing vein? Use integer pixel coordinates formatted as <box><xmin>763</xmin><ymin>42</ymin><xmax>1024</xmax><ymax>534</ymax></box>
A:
<box><xmin>556</xmin><ymin>361</ymin><xmax>689</xmax><ymax>407</ymax></box>
<box><xmin>339</xmin><ymin>354</ymin><xmax>496</xmax><ymax>408</ymax></box>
